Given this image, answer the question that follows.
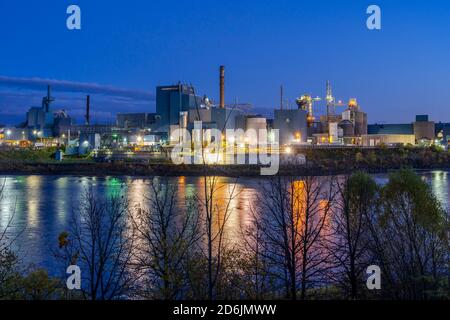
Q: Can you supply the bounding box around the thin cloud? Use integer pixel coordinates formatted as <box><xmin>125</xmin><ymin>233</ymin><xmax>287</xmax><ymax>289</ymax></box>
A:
<box><xmin>0</xmin><ymin>76</ymin><xmax>155</xmax><ymax>101</ymax></box>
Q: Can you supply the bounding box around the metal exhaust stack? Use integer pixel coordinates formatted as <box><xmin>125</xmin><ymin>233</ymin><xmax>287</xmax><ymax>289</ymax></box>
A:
<box><xmin>220</xmin><ymin>65</ymin><xmax>225</xmax><ymax>108</ymax></box>
<box><xmin>44</xmin><ymin>85</ymin><xmax>54</xmax><ymax>112</ymax></box>
<box><xmin>85</xmin><ymin>95</ymin><xmax>90</xmax><ymax>125</ymax></box>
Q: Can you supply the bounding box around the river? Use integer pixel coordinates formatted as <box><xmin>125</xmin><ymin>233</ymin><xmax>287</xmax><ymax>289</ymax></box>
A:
<box><xmin>0</xmin><ymin>171</ymin><xmax>448</xmax><ymax>275</ymax></box>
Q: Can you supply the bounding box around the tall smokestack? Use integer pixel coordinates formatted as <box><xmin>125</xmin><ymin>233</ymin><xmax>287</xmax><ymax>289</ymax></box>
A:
<box><xmin>219</xmin><ymin>65</ymin><xmax>225</xmax><ymax>108</ymax></box>
<box><xmin>44</xmin><ymin>85</ymin><xmax>54</xmax><ymax>112</ymax></box>
<box><xmin>85</xmin><ymin>95</ymin><xmax>90</xmax><ymax>125</ymax></box>
<box><xmin>47</xmin><ymin>85</ymin><xmax>51</xmax><ymax>101</ymax></box>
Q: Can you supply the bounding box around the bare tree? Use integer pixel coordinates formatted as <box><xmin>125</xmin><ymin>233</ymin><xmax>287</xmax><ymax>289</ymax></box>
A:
<box><xmin>58</xmin><ymin>188</ymin><xmax>136</xmax><ymax>300</ymax></box>
<box><xmin>189</xmin><ymin>85</ymin><xmax>241</xmax><ymax>300</ymax></box>
<box><xmin>131</xmin><ymin>178</ymin><xmax>200</xmax><ymax>299</ymax></box>
<box><xmin>236</xmin><ymin>206</ymin><xmax>280</xmax><ymax>299</ymax></box>
<box><xmin>195</xmin><ymin>176</ymin><xmax>239</xmax><ymax>300</ymax></box>
<box><xmin>254</xmin><ymin>175</ymin><xmax>336</xmax><ymax>300</ymax></box>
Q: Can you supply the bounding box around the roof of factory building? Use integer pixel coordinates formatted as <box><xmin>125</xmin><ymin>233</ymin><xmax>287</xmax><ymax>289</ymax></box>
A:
<box><xmin>246</xmin><ymin>114</ymin><xmax>266</xmax><ymax>118</ymax></box>
<box><xmin>435</xmin><ymin>122</ymin><xmax>450</xmax><ymax>129</ymax></box>
<box><xmin>368</xmin><ymin>123</ymin><xmax>414</xmax><ymax>135</ymax></box>
<box><xmin>415</xmin><ymin>115</ymin><xmax>429</xmax><ymax>122</ymax></box>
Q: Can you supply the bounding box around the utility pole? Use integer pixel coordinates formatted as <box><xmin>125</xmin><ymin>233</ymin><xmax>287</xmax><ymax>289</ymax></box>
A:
<box><xmin>280</xmin><ymin>85</ymin><xmax>284</xmax><ymax>110</ymax></box>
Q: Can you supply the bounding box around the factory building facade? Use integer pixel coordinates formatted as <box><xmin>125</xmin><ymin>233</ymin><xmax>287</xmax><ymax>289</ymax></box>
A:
<box><xmin>22</xmin><ymin>85</ymin><xmax>73</xmax><ymax>140</ymax></box>
<box><xmin>156</xmin><ymin>84</ymin><xmax>204</xmax><ymax>133</ymax></box>
<box><xmin>361</xmin><ymin>134</ymin><xmax>416</xmax><ymax>147</ymax></box>
<box><xmin>367</xmin><ymin>115</ymin><xmax>437</xmax><ymax>146</ymax></box>
<box><xmin>273</xmin><ymin>109</ymin><xmax>308</xmax><ymax>145</ymax></box>
<box><xmin>116</xmin><ymin>113</ymin><xmax>160</xmax><ymax>129</ymax></box>
<box><xmin>413</xmin><ymin>115</ymin><xmax>435</xmax><ymax>142</ymax></box>
<box><xmin>11</xmin><ymin>70</ymin><xmax>447</xmax><ymax>153</ymax></box>
<box><xmin>187</xmin><ymin>107</ymin><xmax>245</xmax><ymax>132</ymax></box>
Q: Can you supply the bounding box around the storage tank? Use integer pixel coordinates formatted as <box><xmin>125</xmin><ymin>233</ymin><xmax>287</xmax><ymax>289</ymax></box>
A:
<box><xmin>339</xmin><ymin>120</ymin><xmax>355</xmax><ymax>137</ymax></box>
<box><xmin>246</xmin><ymin>116</ymin><xmax>267</xmax><ymax>131</ymax></box>
<box><xmin>246</xmin><ymin>116</ymin><xmax>267</xmax><ymax>145</ymax></box>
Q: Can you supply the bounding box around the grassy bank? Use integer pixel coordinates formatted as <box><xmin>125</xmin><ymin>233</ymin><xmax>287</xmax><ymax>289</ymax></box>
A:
<box><xmin>302</xmin><ymin>145</ymin><xmax>450</xmax><ymax>173</ymax></box>
<box><xmin>0</xmin><ymin>146</ymin><xmax>449</xmax><ymax>177</ymax></box>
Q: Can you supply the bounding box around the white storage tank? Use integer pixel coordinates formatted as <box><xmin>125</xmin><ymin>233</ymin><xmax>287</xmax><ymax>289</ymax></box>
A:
<box><xmin>245</xmin><ymin>116</ymin><xmax>267</xmax><ymax>145</ymax></box>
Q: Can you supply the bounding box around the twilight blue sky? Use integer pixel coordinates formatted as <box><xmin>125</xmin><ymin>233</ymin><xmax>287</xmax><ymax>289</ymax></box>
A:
<box><xmin>1</xmin><ymin>0</ymin><xmax>450</xmax><ymax>125</ymax></box>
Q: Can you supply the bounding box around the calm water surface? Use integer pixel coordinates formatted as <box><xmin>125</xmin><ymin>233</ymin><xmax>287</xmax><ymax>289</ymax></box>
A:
<box><xmin>0</xmin><ymin>171</ymin><xmax>448</xmax><ymax>274</ymax></box>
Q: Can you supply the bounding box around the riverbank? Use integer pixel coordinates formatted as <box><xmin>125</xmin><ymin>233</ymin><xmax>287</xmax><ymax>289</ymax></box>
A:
<box><xmin>1</xmin><ymin>160</ymin><xmax>449</xmax><ymax>177</ymax></box>
<box><xmin>1</xmin><ymin>146</ymin><xmax>449</xmax><ymax>177</ymax></box>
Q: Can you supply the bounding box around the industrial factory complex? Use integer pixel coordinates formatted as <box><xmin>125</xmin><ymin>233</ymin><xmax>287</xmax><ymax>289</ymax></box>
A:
<box><xmin>1</xmin><ymin>66</ymin><xmax>449</xmax><ymax>161</ymax></box>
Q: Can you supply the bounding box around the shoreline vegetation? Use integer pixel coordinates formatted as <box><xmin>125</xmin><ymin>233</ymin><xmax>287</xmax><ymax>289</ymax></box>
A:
<box><xmin>1</xmin><ymin>146</ymin><xmax>450</xmax><ymax>177</ymax></box>
<box><xmin>0</xmin><ymin>168</ymin><xmax>448</xmax><ymax>300</ymax></box>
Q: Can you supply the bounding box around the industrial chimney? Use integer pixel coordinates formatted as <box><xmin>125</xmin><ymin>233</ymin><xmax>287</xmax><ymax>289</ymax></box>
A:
<box><xmin>219</xmin><ymin>65</ymin><xmax>225</xmax><ymax>108</ymax></box>
<box><xmin>85</xmin><ymin>95</ymin><xmax>90</xmax><ymax>125</ymax></box>
<box><xmin>43</xmin><ymin>85</ymin><xmax>54</xmax><ymax>112</ymax></box>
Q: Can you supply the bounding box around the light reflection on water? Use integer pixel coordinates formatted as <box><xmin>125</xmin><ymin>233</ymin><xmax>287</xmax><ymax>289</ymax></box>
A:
<box><xmin>429</xmin><ymin>171</ymin><xmax>449</xmax><ymax>209</ymax></box>
<box><xmin>0</xmin><ymin>171</ymin><xmax>448</xmax><ymax>274</ymax></box>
